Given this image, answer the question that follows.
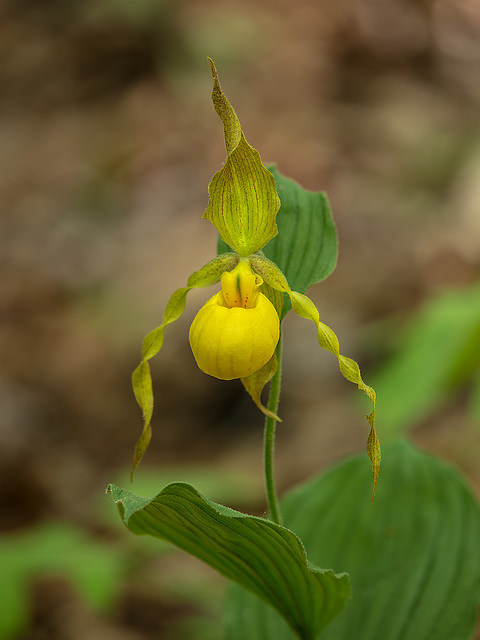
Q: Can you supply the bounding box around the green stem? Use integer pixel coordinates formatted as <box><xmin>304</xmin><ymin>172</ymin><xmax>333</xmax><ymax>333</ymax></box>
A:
<box><xmin>263</xmin><ymin>335</ymin><xmax>283</xmax><ymax>525</ymax></box>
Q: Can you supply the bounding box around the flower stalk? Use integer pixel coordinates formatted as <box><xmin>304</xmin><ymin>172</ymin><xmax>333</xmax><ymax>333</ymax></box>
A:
<box><xmin>263</xmin><ymin>336</ymin><xmax>283</xmax><ymax>525</ymax></box>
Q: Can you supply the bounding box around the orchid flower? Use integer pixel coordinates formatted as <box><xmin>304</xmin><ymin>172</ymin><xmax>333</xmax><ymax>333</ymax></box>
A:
<box><xmin>131</xmin><ymin>59</ymin><xmax>380</xmax><ymax>500</ymax></box>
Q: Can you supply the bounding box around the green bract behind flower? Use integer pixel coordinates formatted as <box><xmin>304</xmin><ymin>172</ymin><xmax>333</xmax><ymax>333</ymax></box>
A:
<box><xmin>203</xmin><ymin>59</ymin><xmax>280</xmax><ymax>257</ymax></box>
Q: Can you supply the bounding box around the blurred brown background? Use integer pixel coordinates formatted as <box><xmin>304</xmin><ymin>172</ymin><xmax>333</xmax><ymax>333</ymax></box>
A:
<box><xmin>1</xmin><ymin>0</ymin><xmax>480</xmax><ymax>638</ymax></box>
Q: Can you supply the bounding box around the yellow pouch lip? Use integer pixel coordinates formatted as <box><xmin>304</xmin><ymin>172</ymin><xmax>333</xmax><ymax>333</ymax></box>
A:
<box><xmin>189</xmin><ymin>291</ymin><xmax>280</xmax><ymax>381</ymax></box>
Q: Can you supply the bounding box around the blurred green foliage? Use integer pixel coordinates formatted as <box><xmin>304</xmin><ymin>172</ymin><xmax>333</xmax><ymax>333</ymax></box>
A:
<box><xmin>371</xmin><ymin>282</ymin><xmax>480</xmax><ymax>436</ymax></box>
<box><xmin>224</xmin><ymin>439</ymin><xmax>480</xmax><ymax>640</ymax></box>
<box><xmin>0</xmin><ymin>466</ymin><xmax>261</xmax><ymax>639</ymax></box>
<box><xmin>0</xmin><ymin>522</ymin><xmax>123</xmax><ymax>638</ymax></box>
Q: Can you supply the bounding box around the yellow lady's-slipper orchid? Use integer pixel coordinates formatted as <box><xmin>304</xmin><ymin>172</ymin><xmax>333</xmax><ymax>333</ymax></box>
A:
<box><xmin>130</xmin><ymin>59</ymin><xmax>380</xmax><ymax>498</ymax></box>
<box><xmin>189</xmin><ymin>259</ymin><xmax>280</xmax><ymax>380</ymax></box>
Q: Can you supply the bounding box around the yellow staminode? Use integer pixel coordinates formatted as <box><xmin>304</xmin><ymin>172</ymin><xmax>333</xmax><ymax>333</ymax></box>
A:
<box><xmin>189</xmin><ymin>260</ymin><xmax>280</xmax><ymax>380</ymax></box>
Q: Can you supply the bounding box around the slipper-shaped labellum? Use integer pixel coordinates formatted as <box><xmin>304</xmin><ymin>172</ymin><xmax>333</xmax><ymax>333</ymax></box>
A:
<box><xmin>189</xmin><ymin>260</ymin><xmax>280</xmax><ymax>380</ymax></box>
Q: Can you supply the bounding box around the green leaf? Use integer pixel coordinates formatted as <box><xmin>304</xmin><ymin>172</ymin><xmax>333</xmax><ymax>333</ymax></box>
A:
<box><xmin>218</xmin><ymin>166</ymin><xmax>338</xmax><ymax>314</ymax></box>
<box><xmin>370</xmin><ymin>283</ymin><xmax>480</xmax><ymax>435</ymax></box>
<box><xmin>204</xmin><ymin>59</ymin><xmax>280</xmax><ymax>256</ymax></box>
<box><xmin>107</xmin><ymin>482</ymin><xmax>350</xmax><ymax>640</ymax></box>
<box><xmin>224</xmin><ymin>439</ymin><xmax>480</xmax><ymax>640</ymax></box>
<box><xmin>263</xmin><ymin>167</ymin><xmax>337</xmax><ymax>297</ymax></box>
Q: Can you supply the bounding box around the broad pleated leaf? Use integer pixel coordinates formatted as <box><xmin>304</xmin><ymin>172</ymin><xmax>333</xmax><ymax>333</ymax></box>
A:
<box><xmin>130</xmin><ymin>252</ymin><xmax>238</xmax><ymax>478</ymax></box>
<box><xmin>107</xmin><ymin>482</ymin><xmax>350</xmax><ymax>640</ymax></box>
<box><xmin>263</xmin><ymin>166</ymin><xmax>337</xmax><ymax>302</ymax></box>
<box><xmin>218</xmin><ymin>166</ymin><xmax>338</xmax><ymax>313</ymax></box>
<box><xmin>224</xmin><ymin>439</ymin><xmax>480</xmax><ymax>640</ymax></box>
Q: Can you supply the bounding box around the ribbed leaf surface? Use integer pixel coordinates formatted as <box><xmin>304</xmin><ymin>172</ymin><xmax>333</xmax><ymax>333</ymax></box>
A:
<box><xmin>108</xmin><ymin>482</ymin><xmax>350</xmax><ymax>640</ymax></box>
<box><xmin>263</xmin><ymin>166</ymin><xmax>337</xmax><ymax>298</ymax></box>
<box><xmin>224</xmin><ymin>440</ymin><xmax>480</xmax><ymax>640</ymax></box>
<box><xmin>218</xmin><ymin>166</ymin><xmax>338</xmax><ymax>315</ymax></box>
